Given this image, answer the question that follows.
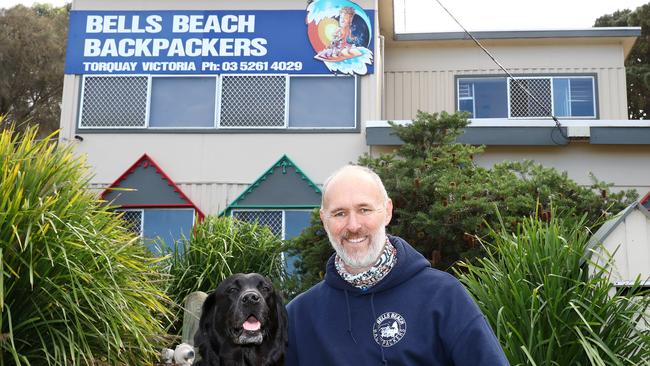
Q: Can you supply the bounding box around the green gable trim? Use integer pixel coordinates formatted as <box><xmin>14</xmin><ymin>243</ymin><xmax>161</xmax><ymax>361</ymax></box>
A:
<box><xmin>221</xmin><ymin>155</ymin><xmax>321</xmax><ymax>216</ymax></box>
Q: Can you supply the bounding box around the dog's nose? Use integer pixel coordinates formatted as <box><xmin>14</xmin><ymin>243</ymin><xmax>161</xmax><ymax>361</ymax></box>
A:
<box><xmin>242</xmin><ymin>291</ymin><xmax>261</xmax><ymax>304</ymax></box>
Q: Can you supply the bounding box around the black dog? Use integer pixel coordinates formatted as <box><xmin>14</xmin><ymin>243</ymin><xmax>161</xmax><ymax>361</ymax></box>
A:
<box><xmin>194</xmin><ymin>273</ymin><xmax>287</xmax><ymax>366</ymax></box>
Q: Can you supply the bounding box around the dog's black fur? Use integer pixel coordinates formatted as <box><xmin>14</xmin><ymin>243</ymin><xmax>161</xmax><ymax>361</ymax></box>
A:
<box><xmin>194</xmin><ymin>273</ymin><xmax>287</xmax><ymax>366</ymax></box>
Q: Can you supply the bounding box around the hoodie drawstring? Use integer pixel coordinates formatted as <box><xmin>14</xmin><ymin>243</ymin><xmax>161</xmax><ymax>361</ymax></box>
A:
<box><xmin>344</xmin><ymin>290</ymin><xmax>358</xmax><ymax>344</ymax></box>
<box><xmin>370</xmin><ymin>293</ymin><xmax>388</xmax><ymax>365</ymax></box>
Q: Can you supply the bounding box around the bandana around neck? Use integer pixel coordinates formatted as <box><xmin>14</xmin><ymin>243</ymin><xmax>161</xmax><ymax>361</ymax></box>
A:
<box><xmin>335</xmin><ymin>237</ymin><xmax>397</xmax><ymax>289</ymax></box>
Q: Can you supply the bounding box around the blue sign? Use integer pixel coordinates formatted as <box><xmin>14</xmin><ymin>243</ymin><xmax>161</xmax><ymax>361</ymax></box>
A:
<box><xmin>65</xmin><ymin>8</ymin><xmax>375</xmax><ymax>75</ymax></box>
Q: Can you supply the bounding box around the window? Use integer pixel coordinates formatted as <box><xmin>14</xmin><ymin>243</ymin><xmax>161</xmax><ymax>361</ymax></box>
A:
<box><xmin>232</xmin><ymin>209</ymin><xmax>312</xmax><ymax>273</ymax></box>
<box><xmin>457</xmin><ymin>78</ymin><xmax>508</xmax><ymax>118</ymax></box>
<box><xmin>509</xmin><ymin>78</ymin><xmax>552</xmax><ymax>118</ymax></box>
<box><xmin>80</xmin><ymin>76</ymin><xmax>148</xmax><ymax>128</ymax></box>
<box><xmin>232</xmin><ymin>210</ymin><xmax>284</xmax><ymax>236</ymax></box>
<box><xmin>219</xmin><ymin>75</ymin><xmax>287</xmax><ymax>128</ymax></box>
<box><xmin>149</xmin><ymin>77</ymin><xmax>216</xmax><ymax>128</ymax></box>
<box><xmin>553</xmin><ymin>78</ymin><xmax>595</xmax><ymax>117</ymax></box>
<box><xmin>79</xmin><ymin>74</ymin><xmax>357</xmax><ymax>130</ymax></box>
<box><xmin>118</xmin><ymin>209</ymin><xmax>143</xmax><ymax>235</ymax></box>
<box><xmin>457</xmin><ymin>76</ymin><xmax>596</xmax><ymax>119</ymax></box>
<box><xmin>288</xmin><ymin>76</ymin><xmax>356</xmax><ymax>128</ymax></box>
<box><xmin>117</xmin><ymin>208</ymin><xmax>195</xmax><ymax>255</ymax></box>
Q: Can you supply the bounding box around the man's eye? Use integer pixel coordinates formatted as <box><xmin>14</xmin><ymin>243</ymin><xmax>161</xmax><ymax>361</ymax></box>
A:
<box><xmin>360</xmin><ymin>208</ymin><xmax>371</xmax><ymax>214</ymax></box>
<box><xmin>332</xmin><ymin>211</ymin><xmax>346</xmax><ymax>217</ymax></box>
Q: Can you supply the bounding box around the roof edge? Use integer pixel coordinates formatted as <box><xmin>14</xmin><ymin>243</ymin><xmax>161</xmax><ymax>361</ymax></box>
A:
<box><xmin>100</xmin><ymin>153</ymin><xmax>205</xmax><ymax>220</ymax></box>
<box><xmin>221</xmin><ymin>154</ymin><xmax>321</xmax><ymax>215</ymax></box>
<box><xmin>394</xmin><ymin>27</ymin><xmax>642</xmax><ymax>42</ymax></box>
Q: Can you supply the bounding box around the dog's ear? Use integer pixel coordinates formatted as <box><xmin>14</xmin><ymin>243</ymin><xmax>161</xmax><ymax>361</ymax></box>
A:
<box><xmin>267</xmin><ymin>288</ymin><xmax>288</xmax><ymax>364</ymax></box>
<box><xmin>195</xmin><ymin>291</ymin><xmax>221</xmax><ymax>366</ymax></box>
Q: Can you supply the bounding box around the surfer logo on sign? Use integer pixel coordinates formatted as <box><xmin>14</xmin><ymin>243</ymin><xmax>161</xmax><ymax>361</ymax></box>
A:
<box><xmin>315</xmin><ymin>7</ymin><xmax>361</xmax><ymax>62</ymax></box>
<box><xmin>306</xmin><ymin>0</ymin><xmax>373</xmax><ymax>75</ymax></box>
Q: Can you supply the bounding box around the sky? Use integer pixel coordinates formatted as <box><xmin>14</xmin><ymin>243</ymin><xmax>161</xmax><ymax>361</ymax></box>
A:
<box><xmin>0</xmin><ymin>0</ymin><xmax>647</xmax><ymax>32</ymax></box>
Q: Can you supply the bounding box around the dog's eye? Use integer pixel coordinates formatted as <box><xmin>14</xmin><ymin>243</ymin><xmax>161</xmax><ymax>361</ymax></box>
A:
<box><xmin>260</xmin><ymin>285</ymin><xmax>272</xmax><ymax>293</ymax></box>
<box><xmin>226</xmin><ymin>287</ymin><xmax>238</xmax><ymax>294</ymax></box>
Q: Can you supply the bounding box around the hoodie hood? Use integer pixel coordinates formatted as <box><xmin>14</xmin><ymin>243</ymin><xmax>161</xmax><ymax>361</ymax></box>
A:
<box><xmin>324</xmin><ymin>235</ymin><xmax>431</xmax><ymax>295</ymax></box>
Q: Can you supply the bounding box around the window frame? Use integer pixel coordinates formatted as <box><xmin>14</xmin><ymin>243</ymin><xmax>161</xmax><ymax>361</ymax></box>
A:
<box><xmin>456</xmin><ymin>74</ymin><xmax>598</xmax><ymax>120</ymax></box>
<box><xmin>77</xmin><ymin>74</ymin><xmax>358</xmax><ymax>131</ymax></box>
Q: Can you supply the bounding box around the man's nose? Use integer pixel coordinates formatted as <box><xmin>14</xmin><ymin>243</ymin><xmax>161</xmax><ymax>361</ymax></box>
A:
<box><xmin>345</xmin><ymin>212</ymin><xmax>362</xmax><ymax>231</ymax></box>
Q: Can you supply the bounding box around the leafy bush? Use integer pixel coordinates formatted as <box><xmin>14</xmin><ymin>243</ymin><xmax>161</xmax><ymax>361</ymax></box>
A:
<box><xmin>0</xmin><ymin>125</ymin><xmax>171</xmax><ymax>365</ymax></box>
<box><xmin>457</xmin><ymin>211</ymin><xmax>650</xmax><ymax>365</ymax></box>
<box><xmin>284</xmin><ymin>210</ymin><xmax>331</xmax><ymax>297</ymax></box>
<box><xmin>165</xmin><ymin>215</ymin><xmax>286</xmax><ymax>332</ymax></box>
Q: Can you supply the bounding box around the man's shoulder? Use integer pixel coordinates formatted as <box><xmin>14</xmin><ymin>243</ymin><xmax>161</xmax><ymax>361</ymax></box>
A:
<box><xmin>287</xmin><ymin>280</ymin><xmax>327</xmax><ymax>311</ymax></box>
<box><xmin>414</xmin><ymin>266</ymin><xmax>464</xmax><ymax>288</ymax></box>
<box><xmin>400</xmin><ymin>266</ymin><xmax>473</xmax><ymax>302</ymax></box>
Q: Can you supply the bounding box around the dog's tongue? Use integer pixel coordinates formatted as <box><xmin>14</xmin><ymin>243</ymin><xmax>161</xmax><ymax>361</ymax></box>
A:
<box><xmin>243</xmin><ymin>316</ymin><xmax>261</xmax><ymax>331</ymax></box>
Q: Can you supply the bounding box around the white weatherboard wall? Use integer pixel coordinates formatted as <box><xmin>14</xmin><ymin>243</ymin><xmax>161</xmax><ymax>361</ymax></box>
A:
<box><xmin>597</xmin><ymin>207</ymin><xmax>650</xmax><ymax>284</ymax></box>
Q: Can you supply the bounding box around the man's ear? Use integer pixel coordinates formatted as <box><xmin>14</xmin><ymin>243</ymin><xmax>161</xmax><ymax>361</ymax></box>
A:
<box><xmin>319</xmin><ymin>208</ymin><xmax>325</xmax><ymax>225</ymax></box>
<box><xmin>384</xmin><ymin>199</ymin><xmax>393</xmax><ymax>226</ymax></box>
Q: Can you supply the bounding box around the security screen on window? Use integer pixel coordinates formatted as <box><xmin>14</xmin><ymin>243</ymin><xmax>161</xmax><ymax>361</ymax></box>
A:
<box><xmin>79</xmin><ymin>74</ymin><xmax>359</xmax><ymax>130</ymax></box>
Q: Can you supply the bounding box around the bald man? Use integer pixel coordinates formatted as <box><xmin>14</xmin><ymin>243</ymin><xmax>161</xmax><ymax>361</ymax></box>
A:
<box><xmin>286</xmin><ymin>165</ymin><xmax>508</xmax><ymax>365</ymax></box>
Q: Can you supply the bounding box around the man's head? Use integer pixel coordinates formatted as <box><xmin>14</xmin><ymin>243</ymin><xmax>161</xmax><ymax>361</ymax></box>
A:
<box><xmin>320</xmin><ymin>165</ymin><xmax>393</xmax><ymax>273</ymax></box>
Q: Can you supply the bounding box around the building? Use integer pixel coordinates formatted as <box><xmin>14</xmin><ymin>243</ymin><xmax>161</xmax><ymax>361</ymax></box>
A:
<box><xmin>59</xmin><ymin>0</ymin><xmax>644</xmax><ymax>250</ymax></box>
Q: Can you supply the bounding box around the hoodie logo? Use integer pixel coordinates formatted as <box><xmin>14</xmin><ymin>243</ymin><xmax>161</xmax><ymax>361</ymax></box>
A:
<box><xmin>373</xmin><ymin>312</ymin><xmax>406</xmax><ymax>347</ymax></box>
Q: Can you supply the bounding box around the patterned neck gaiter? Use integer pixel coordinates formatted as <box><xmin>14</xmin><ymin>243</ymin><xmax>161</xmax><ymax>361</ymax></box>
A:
<box><xmin>335</xmin><ymin>237</ymin><xmax>397</xmax><ymax>289</ymax></box>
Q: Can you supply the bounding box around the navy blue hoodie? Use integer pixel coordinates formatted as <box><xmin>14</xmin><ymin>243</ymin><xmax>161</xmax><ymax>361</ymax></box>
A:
<box><xmin>286</xmin><ymin>235</ymin><xmax>509</xmax><ymax>365</ymax></box>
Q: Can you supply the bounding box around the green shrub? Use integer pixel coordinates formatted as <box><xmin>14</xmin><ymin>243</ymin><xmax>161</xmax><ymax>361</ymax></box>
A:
<box><xmin>165</xmin><ymin>216</ymin><xmax>286</xmax><ymax>332</ymax></box>
<box><xmin>457</xmin><ymin>211</ymin><xmax>650</xmax><ymax>365</ymax></box>
<box><xmin>284</xmin><ymin>209</ymin><xmax>331</xmax><ymax>298</ymax></box>
<box><xmin>0</xmin><ymin>125</ymin><xmax>171</xmax><ymax>365</ymax></box>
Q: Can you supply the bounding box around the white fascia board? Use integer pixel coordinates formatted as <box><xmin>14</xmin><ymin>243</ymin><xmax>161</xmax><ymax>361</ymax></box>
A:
<box><xmin>366</xmin><ymin>119</ymin><xmax>650</xmax><ymax>128</ymax></box>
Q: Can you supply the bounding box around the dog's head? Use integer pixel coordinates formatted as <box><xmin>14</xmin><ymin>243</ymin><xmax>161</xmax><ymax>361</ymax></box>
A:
<box><xmin>218</xmin><ymin>273</ymin><xmax>277</xmax><ymax>345</ymax></box>
<box><xmin>196</xmin><ymin>273</ymin><xmax>287</xmax><ymax>350</ymax></box>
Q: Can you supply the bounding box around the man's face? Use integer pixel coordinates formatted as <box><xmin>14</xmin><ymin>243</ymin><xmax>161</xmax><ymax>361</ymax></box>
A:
<box><xmin>320</xmin><ymin>170</ymin><xmax>393</xmax><ymax>271</ymax></box>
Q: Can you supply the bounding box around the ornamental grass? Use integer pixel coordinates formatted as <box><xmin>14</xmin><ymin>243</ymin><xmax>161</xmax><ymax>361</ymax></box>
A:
<box><xmin>457</xmin><ymin>211</ymin><xmax>650</xmax><ymax>365</ymax></box>
<box><xmin>165</xmin><ymin>215</ymin><xmax>286</xmax><ymax>333</ymax></box>
<box><xmin>0</xmin><ymin>124</ymin><xmax>171</xmax><ymax>365</ymax></box>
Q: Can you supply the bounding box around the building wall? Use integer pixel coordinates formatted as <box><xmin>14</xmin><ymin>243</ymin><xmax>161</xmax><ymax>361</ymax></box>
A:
<box><xmin>371</xmin><ymin>143</ymin><xmax>650</xmax><ymax>195</ymax></box>
<box><xmin>600</xmin><ymin>209</ymin><xmax>650</xmax><ymax>283</ymax></box>
<box><xmin>383</xmin><ymin>42</ymin><xmax>628</xmax><ymax>120</ymax></box>
<box><xmin>60</xmin><ymin>0</ymin><xmax>381</xmax><ymax>215</ymax></box>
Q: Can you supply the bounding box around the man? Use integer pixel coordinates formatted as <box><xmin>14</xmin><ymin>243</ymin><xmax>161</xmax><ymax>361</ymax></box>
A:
<box><xmin>286</xmin><ymin>165</ymin><xmax>509</xmax><ymax>365</ymax></box>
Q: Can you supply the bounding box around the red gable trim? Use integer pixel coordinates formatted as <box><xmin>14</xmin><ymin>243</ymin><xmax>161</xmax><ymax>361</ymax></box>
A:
<box><xmin>640</xmin><ymin>191</ymin><xmax>650</xmax><ymax>206</ymax></box>
<box><xmin>100</xmin><ymin>153</ymin><xmax>205</xmax><ymax>221</ymax></box>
